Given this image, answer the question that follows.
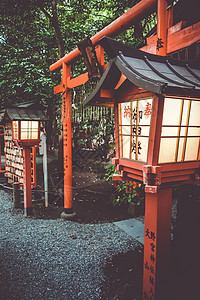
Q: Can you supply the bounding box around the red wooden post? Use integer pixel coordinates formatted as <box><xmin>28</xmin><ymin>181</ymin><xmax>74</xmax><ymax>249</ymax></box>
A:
<box><xmin>61</xmin><ymin>63</ymin><xmax>76</xmax><ymax>219</ymax></box>
<box><xmin>143</xmin><ymin>187</ymin><xmax>172</xmax><ymax>300</ymax></box>
<box><xmin>23</xmin><ymin>147</ymin><xmax>32</xmax><ymax>216</ymax></box>
<box><xmin>114</xmin><ymin>101</ymin><xmax>119</xmax><ymax>158</ymax></box>
<box><xmin>0</xmin><ymin>140</ymin><xmax>1</xmax><ymax>171</ymax></box>
<box><xmin>157</xmin><ymin>0</ymin><xmax>168</xmax><ymax>56</ymax></box>
<box><xmin>0</xmin><ymin>125</ymin><xmax>4</xmax><ymax>173</ymax></box>
<box><xmin>31</xmin><ymin>146</ymin><xmax>37</xmax><ymax>188</ymax></box>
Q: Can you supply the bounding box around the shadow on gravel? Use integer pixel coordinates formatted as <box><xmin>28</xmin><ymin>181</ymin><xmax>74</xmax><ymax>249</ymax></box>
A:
<box><xmin>101</xmin><ymin>248</ymin><xmax>143</xmax><ymax>300</ymax></box>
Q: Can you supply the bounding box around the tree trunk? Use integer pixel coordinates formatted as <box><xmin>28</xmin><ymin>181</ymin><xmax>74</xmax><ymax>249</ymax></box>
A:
<box><xmin>37</xmin><ymin>0</ymin><xmax>65</xmax><ymax>58</ymax></box>
<box><xmin>51</xmin><ymin>0</ymin><xmax>65</xmax><ymax>58</ymax></box>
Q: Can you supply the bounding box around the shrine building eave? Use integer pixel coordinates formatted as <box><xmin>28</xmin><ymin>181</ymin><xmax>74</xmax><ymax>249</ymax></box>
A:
<box><xmin>84</xmin><ymin>37</ymin><xmax>200</xmax><ymax>106</ymax></box>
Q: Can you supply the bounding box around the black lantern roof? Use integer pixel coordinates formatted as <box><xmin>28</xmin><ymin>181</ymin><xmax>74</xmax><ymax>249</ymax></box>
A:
<box><xmin>0</xmin><ymin>101</ymin><xmax>49</xmax><ymax>123</ymax></box>
<box><xmin>85</xmin><ymin>37</ymin><xmax>200</xmax><ymax>106</ymax></box>
<box><xmin>0</xmin><ymin>101</ymin><xmax>48</xmax><ymax>123</ymax></box>
<box><xmin>4</xmin><ymin>108</ymin><xmax>48</xmax><ymax>121</ymax></box>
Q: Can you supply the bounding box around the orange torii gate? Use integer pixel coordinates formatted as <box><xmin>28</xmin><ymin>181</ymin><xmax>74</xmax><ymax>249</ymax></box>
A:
<box><xmin>50</xmin><ymin>0</ymin><xmax>200</xmax><ymax>216</ymax></box>
<box><xmin>50</xmin><ymin>0</ymin><xmax>158</xmax><ymax>218</ymax></box>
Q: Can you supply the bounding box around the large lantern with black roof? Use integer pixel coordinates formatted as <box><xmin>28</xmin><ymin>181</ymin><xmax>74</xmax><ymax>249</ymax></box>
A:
<box><xmin>85</xmin><ymin>36</ymin><xmax>200</xmax><ymax>300</ymax></box>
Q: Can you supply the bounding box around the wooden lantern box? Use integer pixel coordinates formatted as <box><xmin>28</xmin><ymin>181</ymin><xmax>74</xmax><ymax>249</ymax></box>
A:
<box><xmin>85</xmin><ymin>37</ymin><xmax>200</xmax><ymax>190</ymax></box>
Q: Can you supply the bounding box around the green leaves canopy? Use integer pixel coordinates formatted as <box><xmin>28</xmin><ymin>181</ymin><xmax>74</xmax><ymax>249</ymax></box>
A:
<box><xmin>0</xmin><ymin>0</ymin><xmax>156</xmax><ymax>146</ymax></box>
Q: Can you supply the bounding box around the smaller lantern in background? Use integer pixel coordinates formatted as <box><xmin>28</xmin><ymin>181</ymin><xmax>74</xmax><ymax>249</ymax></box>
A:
<box><xmin>12</xmin><ymin>120</ymin><xmax>40</xmax><ymax>147</ymax></box>
<box><xmin>1</xmin><ymin>105</ymin><xmax>48</xmax><ymax>216</ymax></box>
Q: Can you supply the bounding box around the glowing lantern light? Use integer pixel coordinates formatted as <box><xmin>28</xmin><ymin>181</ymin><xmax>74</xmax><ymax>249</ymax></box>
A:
<box><xmin>12</xmin><ymin>120</ymin><xmax>40</xmax><ymax>146</ymax></box>
<box><xmin>118</xmin><ymin>97</ymin><xmax>200</xmax><ymax>165</ymax></box>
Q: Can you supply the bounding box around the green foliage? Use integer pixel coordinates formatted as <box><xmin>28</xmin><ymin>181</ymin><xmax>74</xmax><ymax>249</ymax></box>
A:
<box><xmin>105</xmin><ymin>163</ymin><xmax>119</xmax><ymax>181</ymax></box>
<box><xmin>105</xmin><ymin>164</ymin><xmax>145</xmax><ymax>207</ymax></box>
<box><xmin>0</xmin><ymin>1</ymin><xmax>59</xmax><ymax>106</ymax></box>
<box><xmin>113</xmin><ymin>181</ymin><xmax>145</xmax><ymax>207</ymax></box>
<box><xmin>0</xmin><ymin>0</ymin><xmax>157</xmax><ymax>148</ymax></box>
<box><xmin>73</xmin><ymin>113</ymin><xmax>115</xmax><ymax>160</ymax></box>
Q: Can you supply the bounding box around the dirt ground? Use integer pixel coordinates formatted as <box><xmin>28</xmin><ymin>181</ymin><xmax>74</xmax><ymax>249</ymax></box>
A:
<box><xmin>33</xmin><ymin>154</ymin><xmax>138</xmax><ymax>223</ymax></box>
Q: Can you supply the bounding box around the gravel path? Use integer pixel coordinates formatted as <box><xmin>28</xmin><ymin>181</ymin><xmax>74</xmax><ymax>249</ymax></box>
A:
<box><xmin>0</xmin><ymin>190</ymin><xmax>140</xmax><ymax>300</ymax></box>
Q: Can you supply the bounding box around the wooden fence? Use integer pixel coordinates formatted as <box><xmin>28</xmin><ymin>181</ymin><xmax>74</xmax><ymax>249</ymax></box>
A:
<box><xmin>72</xmin><ymin>105</ymin><xmax>114</xmax><ymax>123</ymax></box>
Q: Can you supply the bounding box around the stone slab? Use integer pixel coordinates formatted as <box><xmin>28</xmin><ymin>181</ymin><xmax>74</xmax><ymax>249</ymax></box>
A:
<box><xmin>114</xmin><ymin>218</ymin><xmax>144</xmax><ymax>245</ymax></box>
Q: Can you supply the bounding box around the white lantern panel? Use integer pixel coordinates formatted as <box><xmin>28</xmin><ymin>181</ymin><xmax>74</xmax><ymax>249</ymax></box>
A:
<box><xmin>187</xmin><ymin>127</ymin><xmax>200</xmax><ymax>137</ymax></box>
<box><xmin>181</xmin><ymin>100</ymin><xmax>190</xmax><ymax>125</ymax></box>
<box><xmin>140</xmin><ymin>126</ymin><xmax>150</xmax><ymax>136</ymax></box>
<box><xmin>177</xmin><ymin>138</ymin><xmax>184</xmax><ymax>162</ymax></box>
<box><xmin>121</xmin><ymin>135</ymin><xmax>131</xmax><ymax>158</ymax></box>
<box><xmin>180</xmin><ymin>127</ymin><xmax>186</xmax><ymax>137</ymax></box>
<box><xmin>122</xmin><ymin>125</ymin><xmax>131</xmax><ymax>136</ymax></box>
<box><xmin>118</xmin><ymin>98</ymin><xmax>152</xmax><ymax>162</ymax></box>
<box><xmin>189</xmin><ymin>101</ymin><xmax>200</xmax><ymax>126</ymax></box>
<box><xmin>12</xmin><ymin>121</ymin><xmax>19</xmax><ymax>140</ymax></box>
<box><xmin>161</xmin><ymin>127</ymin><xmax>178</xmax><ymax>137</ymax></box>
<box><xmin>185</xmin><ymin>138</ymin><xmax>199</xmax><ymax>161</ymax></box>
<box><xmin>159</xmin><ymin>98</ymin><xmax>200</xmax><ymax>163</ymax></box>
<box><xmin>21</xmin><ymin>121</ymin><xmax>39</xmax><ymax>140</ymax></box>
<box><xmin>21</xmin><ymin>121</ymin><xmax>28</xmax><ymax>139</ymax></box>
<box><xmin>120</xmin><ymin>102</ymin><xmax>131</xmax><ymax>126</ymax></box>
<box><xmin>31</xmin><ymin>121</ymin><xmax>39</xmax><ymax>139</ymax></box>
<box><xmin>159</xmin><ymin>138</ymin><xmax>177</xmax><ymax>163</ymax></box>
<box><xmin>135</xmin><ymin>137</ymin><xmax>149</xmax><ymax>162</ymax></box>
<box><xmin>162</xmin><ymin>98</ymin><xmax>182</xmax><ymax>126</ymax></box>
<box><xmin>138</xmin><ymin>99</ymin><xmax>152</xmax><ymax>126</ymax></box>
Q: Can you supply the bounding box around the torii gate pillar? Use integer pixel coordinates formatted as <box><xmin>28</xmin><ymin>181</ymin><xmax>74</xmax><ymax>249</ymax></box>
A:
<box><xmin>61</xmin><ymin>63</ymin><xmax>76</xmax><ymax>219</ymax></box>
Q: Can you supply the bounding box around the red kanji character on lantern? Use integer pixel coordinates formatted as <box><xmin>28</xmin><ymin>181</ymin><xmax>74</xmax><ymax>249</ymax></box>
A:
<box><xmin>144</xmin><ymin>102</ymin><xmax>152</xmax><ymax>117</ymax></box>
<box><xmin>124</xmin><ymin>105</ymin><xmax>131</xmax><ymax>118</ymax></box>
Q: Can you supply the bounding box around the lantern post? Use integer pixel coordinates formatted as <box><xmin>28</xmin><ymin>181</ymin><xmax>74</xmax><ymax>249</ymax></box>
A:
<box><xmin>0</xmin><ymin>125</ymin><xmax>4</xmax><ymax>173</ymax></box>
<box><xmin>12</xmin><ymin>120</ymin><xmax>41</xmax><ymax>216</ymax></box>
<box><xmin>23</xmin><ymin>146</ymin><xmax>33</xmax><ymax>216</ymax></box>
